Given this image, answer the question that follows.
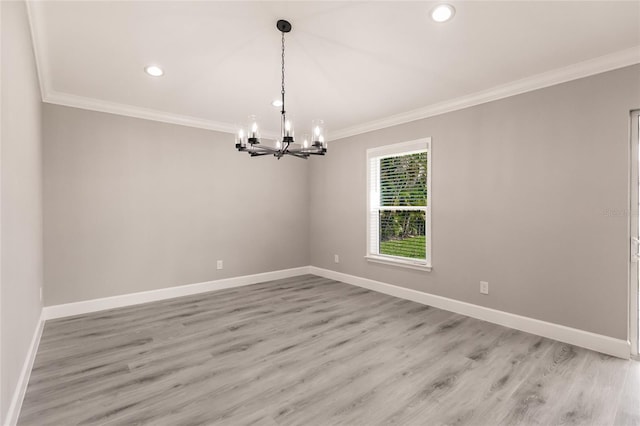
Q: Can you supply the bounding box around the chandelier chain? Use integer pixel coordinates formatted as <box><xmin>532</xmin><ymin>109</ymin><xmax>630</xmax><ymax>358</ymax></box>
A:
<box><xmin>281</xmin><ymin>31</ymin><xmax>286</xmax><ymax>106</ymax></box>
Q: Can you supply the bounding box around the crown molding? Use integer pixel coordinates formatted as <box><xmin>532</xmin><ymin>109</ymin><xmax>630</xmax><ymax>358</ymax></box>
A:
<box><xmin>26</xmin><ymin>0</ymin><xmax>277</xmax><ymax>138</ymax></box>
<box><xmin>44</xmin><ymin>90</ymin><xmax>282</xmax><ymax>138</ymax></box>
<box><xmin>43</xmin><ymin>90</ymin><xmax>278</xmax><ymax>139</ymax></box>
<box><xmin>26</xmin><ymin>0</ymin><xmax>50</xmax><ymax>101</ymax></box>
<box><xmin>26</xmin><ymin>1</ymin><xmax>639</xmax><ymax>141</ymax></box>
<box><xmin>329</xmin><ymin>46</ymin><xmax>640</xmax><ymax>141</ymax></box>
<box><xmin>44</xmin><ymin>90</ymin><xmax>244</xmax><ymax>135</ymax></box>
<box><xmin>43</xmin><ymin>88</ymin><xmax>277</xmax><ymax>138</ymax></box>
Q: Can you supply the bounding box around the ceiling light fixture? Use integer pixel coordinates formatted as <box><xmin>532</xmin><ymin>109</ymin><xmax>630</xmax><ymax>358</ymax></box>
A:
<box><xmin>271</xmin><ymin>99</ymin><xmax>283</xmax><ymax>107</ymax></box>
<box><xmin>144</xmin><ymin>65</ymin><xmax>164</xmax><ymax>77</ymax></box>
<box><xmin>431</xmin><ymin>4</ymin><xmax>456</xmax><ymax>23</ymax></box>
<box><xmin>236</xmin><ymin>20</ymin><xmax>326</xmax><ymax>160</ymax></box>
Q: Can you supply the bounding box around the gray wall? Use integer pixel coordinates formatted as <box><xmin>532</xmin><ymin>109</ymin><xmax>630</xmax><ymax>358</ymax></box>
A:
<box><xmin>1</xmin><ymin>0</ymin><xmax>44</xmax><ymax>421</ymax></box>
<box><xmin>310</xmin><ymin>65</ymin><xmax>640</xmax><ymax>341</ymax></box>
<box><xmin>36</xmin><ymin>40</ymin><xmax>640</xmax><ymax>343</ymax></box>
<box><xmin>43</xmin><ymin>105</ymin><xmax>310</xmax><ymax>305</ymax></box>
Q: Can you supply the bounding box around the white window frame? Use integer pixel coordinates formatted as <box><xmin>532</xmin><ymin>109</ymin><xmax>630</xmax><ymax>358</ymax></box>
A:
<box><xmin>630</xmin><ymin>109</ymin><xmax>639</xmax><ymax>358</ymax></box>
<box><xmin>366</xmin><ymin>138</ymin><xmax>432</xmax><ymax>271</ymax></box>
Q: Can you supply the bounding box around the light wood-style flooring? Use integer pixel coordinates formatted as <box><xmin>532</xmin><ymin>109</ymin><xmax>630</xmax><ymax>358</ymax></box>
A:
<box><xmin>19</xmin><ymin>275</ymin><xmax>640</xmax><ymax>425</ymax></box>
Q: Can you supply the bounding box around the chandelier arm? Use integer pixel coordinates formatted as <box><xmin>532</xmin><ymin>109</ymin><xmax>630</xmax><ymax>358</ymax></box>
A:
<box><xmin>289</xmin><ymin>145</ymin><xmax>322</xmax><ymax>152</ymax></box>
<box><xmin>288</xmin><ymin>152</ymin><xmax>309</xmax><ymax>159</ymax></box>
<box><xmin>279</xmin><ymin>147</ymin><xmax>307</xmax><ymax>159</ymax></box>
<box><xmin>287</xmin><ymin>147</ymin><xmax>306</xmax><ymax>153</ymax></box>
<box><xmin>251</xmin><ymin>145</ymin><xmax>279</xmax><ymax>154</ymax></box>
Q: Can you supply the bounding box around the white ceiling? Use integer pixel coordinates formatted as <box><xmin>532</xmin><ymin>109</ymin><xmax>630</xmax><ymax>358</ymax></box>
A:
<box><xmin>28</xmin><ymin>1</ymin><xmax>640</xmax><ymax>140</ymax></box>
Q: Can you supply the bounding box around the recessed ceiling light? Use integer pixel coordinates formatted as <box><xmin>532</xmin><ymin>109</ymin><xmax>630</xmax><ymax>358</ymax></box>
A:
<box><xmin>272</xmin><ymin>99</ymin><xmax>283</xmax><ymax>107</ymax></box>
<box><xmin>431</xmin><ymin>4</ymin><xmax>455</xmax><ymax>23</ymax></box>
<box><xmin>144</xmin><ymin>65</ymin><xmax>164</xmax><ymax>77</ymax></box>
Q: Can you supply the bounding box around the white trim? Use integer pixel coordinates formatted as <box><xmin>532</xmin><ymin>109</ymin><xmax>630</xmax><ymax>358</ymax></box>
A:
<box><xmin>42</xmin><ymin>91</ymin><xmax>280</xmax><ymax>139</ymax></box>
<box><xmin>426</xmin><ymin>142</ymin><xmax>432</xmax><ymax>265</ymax></box>
<box><xmin>365</xmin><ymin>255</ymin><xmax>432</xmax><ymax>272</ymax></box>
<box><xmin>24</xmin><ymin>3</ymin><xmax>640</xmax><ymax>142</ymax></box>
<box><xmin>308</xmin><ymin>266</ymin><xmax>631</xmax><ymax>359</ymax></box>
<box><xmin>24</xmin><ymin>0</ymin><xmax>276</xmax><ymax>138</ymax></box>
<box><xmin>4</xmin><ymin>312</ymin><xmax>45</xmax><ymax>426</ymax></box>
<box><xmin>43</xmin><ymin>267</ymin><xmax>310</xmax><ymax>320</ymax></box>
<box><xmin>4</xmin><ymin>267</ymin><xmax>309</xmax><ymax>424</ymax></box>
<box><xmin>330</xmin><ymin>47</ymin><xmax>640</xmax><ymax>141</ymax></box>
<box><xmin>630</xmin><ymin>109</ymin><xmax>640</xmax><ymax>357</ymax></box>
<box><xmin>366</xmin><ymin>138</ymin><xmax>432</xmax><ymax>269</ymax></box>
<box><xmin>44</xmin><ymin>91</ymin><xmax>242</xmax><ymax>136</ymax></box>
<box><xmin>4</xmin><ymin>265</ymin><xmax>631</xmax><ymax>425</ymax></box>
<box><xmin>366</xmin><ymin>139</ymin><xmax>429</xmax><ymax>159</ymax></box>
<box><xmin>25</xmin><ymin>1</ymin><xmax>48</xmax><ymax>102</ymax></box>
<box><xmin>0</xmin><ymin>1</ymin><xmax>3</xmax><ymax>420</ymax></box>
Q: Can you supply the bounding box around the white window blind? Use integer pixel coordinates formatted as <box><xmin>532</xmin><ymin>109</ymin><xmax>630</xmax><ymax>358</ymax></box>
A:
<box><xmin>366</xmin><ymin>138</ymin><xmax>431</xmax><ymax>269</ymax></box>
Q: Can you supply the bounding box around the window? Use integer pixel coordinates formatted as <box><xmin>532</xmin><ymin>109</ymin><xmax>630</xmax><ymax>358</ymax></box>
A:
<box><xmin>366</xmin><ymin>138</ymin><xmax>431</xmax><ymax>271</ymax></box>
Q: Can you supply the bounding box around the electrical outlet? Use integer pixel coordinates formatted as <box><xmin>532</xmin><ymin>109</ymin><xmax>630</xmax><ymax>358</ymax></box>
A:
<box><xmin>217</xmin><ymin>260</ymin><xmax>223</xmax><ymax>270</ymax></box>
<box><xmin>480</xmin><ymin>281</ymin><xmax>489</xmax><ymax>295</ymax></box>
<box><xmin>334</xmin><ymin>254</ymin><xmax>340</xmax><ymax>263</ymax></box>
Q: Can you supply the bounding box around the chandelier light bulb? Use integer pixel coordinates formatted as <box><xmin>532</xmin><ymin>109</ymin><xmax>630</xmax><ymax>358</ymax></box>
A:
<box><xmin>237</xmin><ymin>129</ymin><xmax>246</xmax><ymax>147</ymax></box>
<box><xmin>247</xmin><ymin>115</ymin><xmax>260</xmax><ymax>143</ymax></box>
<box><xmin>312</xmin><ymin>119</ymin><xmax>325</xmax><ymax>145</ymax></box>
<box><xmin>285</xmin><ymin>120</ymin><xmax>292</xmax><ymax>137</ymax></box>
<box><xmin>275</xmin><ymin>139</ymin><xmax>282</xmax><ymax>149</ymax></box>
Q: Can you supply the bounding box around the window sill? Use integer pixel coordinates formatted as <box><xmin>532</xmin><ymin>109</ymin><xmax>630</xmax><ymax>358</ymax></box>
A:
<box><xmin>365</xmin><ymin>255</ymin><xmax>432</xmax><ymax>272</ymax></box>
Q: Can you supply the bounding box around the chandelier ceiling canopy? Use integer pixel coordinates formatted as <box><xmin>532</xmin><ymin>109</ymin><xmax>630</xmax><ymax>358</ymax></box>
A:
<box><xmin>235</xmin><ymin>20</ymin><xmax>327</xmax><ymax>160</ymax></box>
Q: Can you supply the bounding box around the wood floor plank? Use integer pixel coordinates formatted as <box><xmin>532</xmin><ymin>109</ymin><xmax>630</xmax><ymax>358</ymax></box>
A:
<box><xmin>615</xmin><ymin>360</ymin><xmax>640</xmax><ymax>426</ymax></box>
<box><xmin>18</xmin><ymin>274</ymin><xmax>638</xmax><ymax>426</ymax></box>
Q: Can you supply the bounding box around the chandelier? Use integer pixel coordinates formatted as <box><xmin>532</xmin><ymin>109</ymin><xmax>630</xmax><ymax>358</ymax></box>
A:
<box><xmin>235</xmin><ymin>20</ymin><xmax>327</xmax><ymax>160</ymax></box>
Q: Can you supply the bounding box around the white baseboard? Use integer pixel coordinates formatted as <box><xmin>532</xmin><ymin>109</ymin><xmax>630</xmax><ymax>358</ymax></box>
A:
<box><xmin>43</xmin><ymin>266</ymin><xmax>311</xmax><ymax>320</ymax></box>
<box><xmin>309</xmin><ymin>266</ymin><xmax>631</xmax><ymax>359</ymax></box>
<box><xmin>5</xmin><ymin>267</ymin><xmax>309</xmax><ymax>425</ymax></box>
<box><xmin>12</xmin><ymin>263</ymin><xmax>628</xmax><ymax>426</ymax></box>
<box><xmin>4</xmin><ymin>311</ymin><xmax>45</xmax><ymax>426</ymax></box>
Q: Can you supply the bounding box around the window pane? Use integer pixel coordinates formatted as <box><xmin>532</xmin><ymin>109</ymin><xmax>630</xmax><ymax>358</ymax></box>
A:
<box><xmin>379</xmin><ymin>210</ymin><xmax>426</xmax><ymax>260</ymax></box>
<box><xmin>380</xmin><ymin>152</ymin><xmax>427</xmax><ymax>207</ymax></box>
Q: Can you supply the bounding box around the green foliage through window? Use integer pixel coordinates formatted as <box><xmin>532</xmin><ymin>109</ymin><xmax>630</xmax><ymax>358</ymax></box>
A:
<box><xmin>378</xmin><ymin>152</ymin><xmax>427</xmax><ymax>260</ymax></box>
<box><xmin>380</xmin><ymin>152</ymin><xmax>427</xmax><ymax>207</ymax></box>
